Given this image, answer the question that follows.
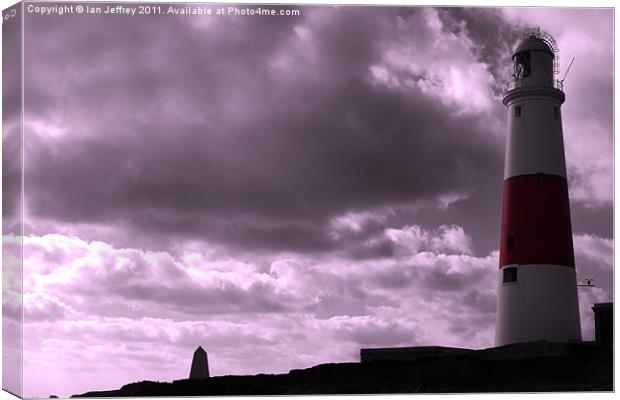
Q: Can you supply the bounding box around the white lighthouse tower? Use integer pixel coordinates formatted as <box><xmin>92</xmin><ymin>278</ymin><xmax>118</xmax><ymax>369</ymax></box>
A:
<box><xmin>495</xmin><ymin>29</ymin><xmax>581</xmax><ymax>346</ymax></box>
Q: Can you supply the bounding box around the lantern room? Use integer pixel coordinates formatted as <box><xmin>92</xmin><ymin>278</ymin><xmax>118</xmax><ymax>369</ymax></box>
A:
<box><xmin>510</xmin><ymin>28</ymin><xmax>560</xmax><ymax>90</ymax></box>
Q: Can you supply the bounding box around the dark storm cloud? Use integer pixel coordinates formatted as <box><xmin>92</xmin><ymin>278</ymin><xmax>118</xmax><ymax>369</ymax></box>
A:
<box><xmin>2</xmin><ymin>128</ymin><xmax>21</xmax><ymax>225</ymax></box>
<box><xmin>437</xmin><ymin>7</ymin><xmax>523</xmax><ymax>92</ymax></box>
<box><xmin>2</xmin><ymin>5</ymin><xmax>21</xmax><ymax>119</ymax></box>
<box><xmin>114</xmin><ymin>281</ymin><xmax>292</xmax><ymax>314</ymax></box>
<box><xmin>571</xmin><ymin>202</ymin><xmax>613</xmax><ymax>238</ymax></box>
<box><xmin>2</xmin><ymin>6</ymin><xmax>22</xmax><ymax>231</ymax></box>
<box><xmin>349</xmin><ymin>238</ymin><xmax>396</xmax><ymax>260</ymax></box>
<box><xmin>23</xmin><ymin>6</ymin><xmax>507</xmax><ymax>253</ymax></box>
<box><xmin>372</xmin><ymin>267</ymin><xmax>414</xmax><ymax>289</ymax></box>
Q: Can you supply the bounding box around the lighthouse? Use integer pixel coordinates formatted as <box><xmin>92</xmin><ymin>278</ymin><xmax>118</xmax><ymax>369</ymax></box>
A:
<box><xmin>495</xmin><ymin>29</ymin><xmax>581</xmax><ymax>346</ymax></box>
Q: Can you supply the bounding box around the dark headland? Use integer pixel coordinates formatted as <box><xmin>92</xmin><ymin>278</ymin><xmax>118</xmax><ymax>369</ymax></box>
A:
<box><xmin>73</xmin><ymin>341</ymin><xmax>612</xmax><ymax>396</ymax></box>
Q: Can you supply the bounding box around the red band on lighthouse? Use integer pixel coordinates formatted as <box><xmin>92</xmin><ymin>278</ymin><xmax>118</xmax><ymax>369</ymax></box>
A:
<box><xmin>499</xmin><ymin>173</ymin><xmax>575</xmax><ymax>268</ymax></box>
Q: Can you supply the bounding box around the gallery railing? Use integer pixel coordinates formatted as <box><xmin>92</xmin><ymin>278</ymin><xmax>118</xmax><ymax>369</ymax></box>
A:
<box><xmin>505</xmin><ymin>78</ymin><xmax>564</xmax><ymax>93</ymax></box>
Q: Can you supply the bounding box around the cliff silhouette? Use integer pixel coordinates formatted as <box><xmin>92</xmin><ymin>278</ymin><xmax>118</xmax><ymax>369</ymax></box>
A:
<box><xmin>71</xmin><ymin>341</ymin><xmax>612</xmax><ymax>396</ymax></box>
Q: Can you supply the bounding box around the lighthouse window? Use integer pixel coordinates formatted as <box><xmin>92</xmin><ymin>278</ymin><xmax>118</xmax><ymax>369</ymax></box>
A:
<box><xmin>507</xmin><ymin>236</ymin><xmax>515</xmax><ymax>250</ymax></box>
<box><xmin>554</xmin><ymin>106</ymin><xmax>560</xmax><ymax>120</ymax></box>
<box><xmin>503</xmin><ymin>267</ymin><xmax>518</xmax><ymax>284</ymax></box>
<box><xmin>515</xmin><ymin>106</ymin><xmax>522</xmax><ymax>118</ymax></box>
<box><xmin>513</xmin><ymin>51</ymin><xmax>531</xmax><ymax>80</ymax></box>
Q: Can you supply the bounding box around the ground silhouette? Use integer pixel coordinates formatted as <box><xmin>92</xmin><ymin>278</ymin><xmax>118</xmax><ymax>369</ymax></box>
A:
<box><xmin>73</xmin><ymin>341</ymin><xmax>612</xmax><ymax>396</ymax></box>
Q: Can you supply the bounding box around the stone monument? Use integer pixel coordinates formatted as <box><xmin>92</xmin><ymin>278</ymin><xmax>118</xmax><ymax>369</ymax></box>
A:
<box><xmin>189</xmin><ymin>346</ymin><xmax>210</xmax><ymax>379</ymax></box>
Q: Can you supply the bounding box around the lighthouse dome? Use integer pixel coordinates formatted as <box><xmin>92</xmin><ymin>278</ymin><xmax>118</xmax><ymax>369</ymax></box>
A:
<box><xmin>513</xmin><ymin>36</ymin><xmax>554</xmax><ymax>57</ymax></box>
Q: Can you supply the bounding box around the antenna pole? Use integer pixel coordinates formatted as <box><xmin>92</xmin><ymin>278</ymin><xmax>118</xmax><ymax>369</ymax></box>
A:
<box><xmin>561</xmin><ymin>57</ymin><xmax>575</xmax><ymax>82</ymax></box>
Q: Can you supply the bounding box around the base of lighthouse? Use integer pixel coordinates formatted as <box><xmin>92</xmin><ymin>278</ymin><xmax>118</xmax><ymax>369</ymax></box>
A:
<box><xmin>495</xmin><ymin>265</ymin><xmax>581</xmax><ymax>346</ymax></box>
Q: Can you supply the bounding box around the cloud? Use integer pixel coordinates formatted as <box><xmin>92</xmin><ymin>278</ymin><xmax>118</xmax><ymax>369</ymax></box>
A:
<box><xmin>23</xmin><ymin>293</ymin><xmax>77</xmax><ymax>321</ymax></box>
<box><xmin>329</xmin><ymin>210</ymin><xmax>387</xmax><ymax>238</ymax></box>
<box><xmin>437</xmin><ymin>8</ymin><xmax>522</xmax><ymax>90</ymax></box>
<box><xmin>574</xmin><ymin>234</ymin><xmax>613</xmax><ymax>268</ymax></box>
<box><xmin>331</xmin><ymin>316</ymin><xmax>416</xmax><ymax>346</ymax></box>
<box><xmin>19</xmin><ymin>7</ymin><xmax>611</xmax><ymax>259</ymax></box>
<box><xmin>385</xmin><ymin>224</ymin><xmax>474</xmax><ymax>255</ymax></box>
<box><xmin>18</xmin><ymin>228</ymin><xmax>610</xmax><ymax>397</ymax></box>
<box><xmin>21</xmin><ymin>5</ymin><xmax>507</xmax><ymax>255</ymax></box>
<box><xmin>19</xmin><ymin>228</ymin><xmax>498</xmax><ymax>396</ymax></box>
<box><xmin>373</xmin><ymin>8</ymin><xmax>498</xmax><ymax>115</ymax></box>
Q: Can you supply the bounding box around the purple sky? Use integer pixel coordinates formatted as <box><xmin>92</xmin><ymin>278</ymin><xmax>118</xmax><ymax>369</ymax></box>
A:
<box><xmin>2</xmin><ymin>3</ymin><xmax>613</xmax><ymax>397</ymax></box>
